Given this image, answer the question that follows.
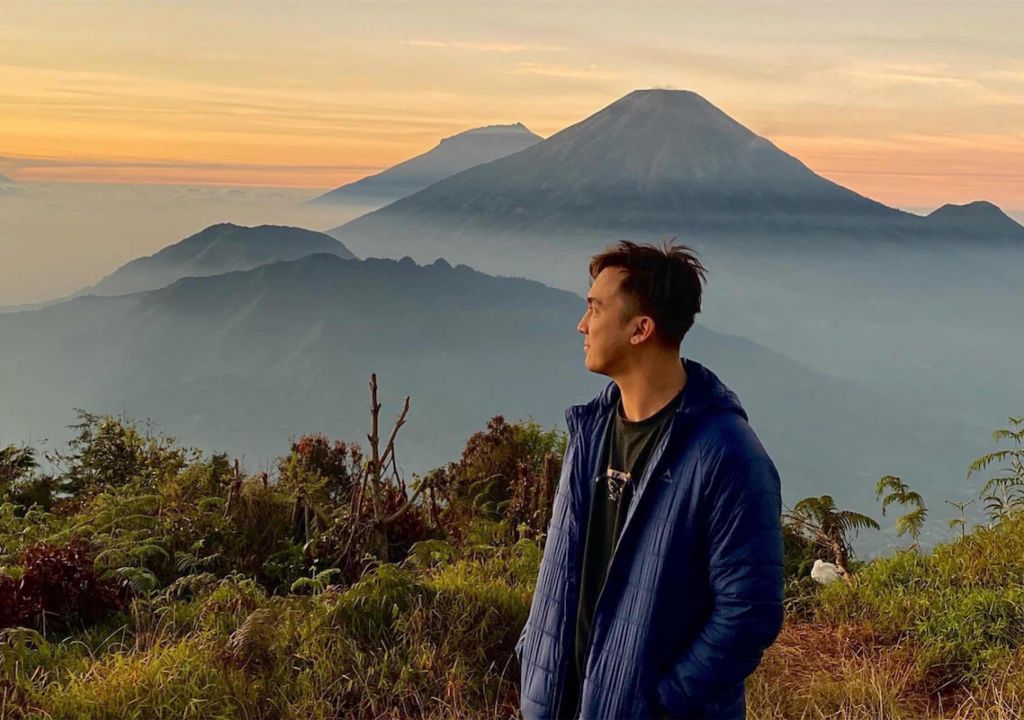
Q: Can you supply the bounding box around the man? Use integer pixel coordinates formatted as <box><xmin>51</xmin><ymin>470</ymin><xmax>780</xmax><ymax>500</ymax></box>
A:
<box><xmin>516</xmin><ymin>240</ymin><xmax>784</xmax><ymax>719</ymax></box>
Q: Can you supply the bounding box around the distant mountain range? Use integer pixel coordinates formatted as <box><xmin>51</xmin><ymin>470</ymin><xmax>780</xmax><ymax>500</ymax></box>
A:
<box><xmin>321</xmin><ymin>88</ymin><xmax>1024</xmax><ymax>444</ymax></box>
<box><xmin>0</xmin><ymin>251</ymin><xmax>980</xmax><ymax>553</ymax></box>
<box><xmin>0</xmin><ymin>172</ymin><xmax>13</xmax><ymax>184</ymax></box>
<box><xmin>1</xmin><ymin>89</ymin><xmax>1016</xmax><ymax>554</ymax></box>
<box><xmin>82</xmin><ymin>223</ymin><xmax>355</xmax><ymax>297</ymax></box>
<box><xmin>0</xmin><ymin>223</ymin><xmax>356</xmax><ymax>312</ymax></box>
<box><xmin>926</xmin><ymin>201</ymin><xmax>1024</xmax><ymax>240</ymax></box>
<box><xmin>329</xmin><ymin>89</ymin><xmax>1022</xmax><ymax>276</ymax></box>
<box><xmin>310</xmin><ymin>122</ymin><xmax>542</xmax><ymax>206</ymax></box>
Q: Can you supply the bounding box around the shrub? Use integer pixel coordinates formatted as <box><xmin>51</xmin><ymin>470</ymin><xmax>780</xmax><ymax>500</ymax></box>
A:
<box><xmin>817</xmin><ymin>512</ymin><xmax>1024</xmax><ymax>691</ymax></box>
<box><xmin>1</xmin><ymin>538</ymin><xmax>123</xmax><ymax>633</ymax></box>
<box><xmin>429</xmin><ymin>416</ymin><xmax>566</xmax><ymax>544</ymax></box>
<box><xmin>278</xmin><ymin>433</ymin><xmax>363</xmax><ymax>506</ymax></box>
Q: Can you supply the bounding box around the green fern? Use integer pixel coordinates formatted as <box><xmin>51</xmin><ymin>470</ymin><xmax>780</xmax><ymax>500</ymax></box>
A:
<box><xmin>785</xmin><ymin>494</ymin><xmax>879</xmax><ymax>573</ymax></box>
<box><xmin>875</xmin><ymin>474</ymin><xmax>928</xmax><ymax>547</ymax></box>
<box><xmin>108</xmin><ymin>566</ymin><xmax>159</xmax><ymax>596</ymax></box>
<box><xmin>968</xmin><ymin>416</ymin><xmax>1024</xmax><ymax>525</ymax></box>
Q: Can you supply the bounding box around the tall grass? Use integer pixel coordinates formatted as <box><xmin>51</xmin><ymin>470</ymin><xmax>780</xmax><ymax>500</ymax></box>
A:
<box><xmin>1</xmin><ymin>536</ymin><xmax>534</xmax><ymax>719</ymax></box>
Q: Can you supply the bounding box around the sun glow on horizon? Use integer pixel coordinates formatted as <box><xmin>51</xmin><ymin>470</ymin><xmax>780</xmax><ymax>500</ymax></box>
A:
<box><xmin>1</xmin><ymin>1</ymin><xmax>1022</xmax><ymax>210</ymax></box>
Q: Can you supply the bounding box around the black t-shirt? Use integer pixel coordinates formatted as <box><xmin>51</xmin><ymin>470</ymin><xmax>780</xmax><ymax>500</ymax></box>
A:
<box><xmin>558</xmin><ymin>386</ymin><xmax>684</xmax><ymax>720</ymax></box>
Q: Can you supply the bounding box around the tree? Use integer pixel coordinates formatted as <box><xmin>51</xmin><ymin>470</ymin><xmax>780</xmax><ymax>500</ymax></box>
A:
<box><xmin>968</xmin><ymin>416</ymin><xmax>1024</xmax><ymax>525</ymax></box>
<box><xmin>0</xmin><ymin>444</ymin><xmax>38</xmax><ymax>488</ymax></box>
<box><xmin>424</xmin><ymin>416</ymin><xmax>566</xmax><ymax>543</ymax></box>
<box><xmin>0</xmin><ymin>444</ymin><xmax>58</xmax><ymax>509</ymax></box>
<box><xmin>47</xmin><ymin>410</ymin><xmax>194</xmax><ymax>498</ymax></box>
<box><xmin>782</xmin><ymin>495</ymin><xmax>879</xmax><ymax>577</ymax></box>
<box><xmin>875</xmin><ymin>475</ymin><xmax>928</xmax><ymax>550</ymax></box>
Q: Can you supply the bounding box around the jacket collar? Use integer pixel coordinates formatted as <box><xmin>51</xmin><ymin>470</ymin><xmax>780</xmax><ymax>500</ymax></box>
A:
<box><xmin>564</xmin><ymin>356</ymin><xmax>747</xmax><ymax>436</ymax></box>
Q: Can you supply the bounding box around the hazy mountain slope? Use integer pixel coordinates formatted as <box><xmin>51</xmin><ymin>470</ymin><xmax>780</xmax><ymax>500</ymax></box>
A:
<box><xmin>310</xmin><ymin>123</ymin><xmax>541</xmax><ymax>205</ymax></box>
<box><xmin>323</xmin><ymin>89</ymin><xmax>1024</xmax><ymax>449</ymax></box>
<box><xmin>81</xmin><ymin>223</ymin><xmax>356</xmax><ymax>297</ymax></box>
<box><xmin>0</xmin><ymin>253</ymin><xmax>981</xmax><ymax>554</ymax></box>
<box><xmin>925</xmin><ymin>201</ymin><xmax>1024</xmax><ymax>241</ymax></box>
<box><xmin>330</xmin><ymin>89</ymin><xmax>928</xmax><ymax>256</ymax></box>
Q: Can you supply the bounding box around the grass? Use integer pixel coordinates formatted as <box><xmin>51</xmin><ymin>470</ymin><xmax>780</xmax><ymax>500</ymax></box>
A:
<box><xmin>1</xmin><ymin>541</ymin><xmax>535</xmax><ymax>719</ymax></box>
<box><xmin>4</xmin><ymin>409</ymin><xmax>1024</xmax><ymax>718</ymax></box>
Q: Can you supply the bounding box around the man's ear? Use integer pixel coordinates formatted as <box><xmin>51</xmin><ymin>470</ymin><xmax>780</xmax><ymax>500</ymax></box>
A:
<box><xmin>631</xmin><ymin>316</ymin><xmax>655</xmax><ymax>344</ymax></box>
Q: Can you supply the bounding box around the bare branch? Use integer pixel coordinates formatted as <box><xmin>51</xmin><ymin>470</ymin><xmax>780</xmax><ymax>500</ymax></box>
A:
<box><xmin>382</xmin><ymin>475</ymin><xmax>431</xmax><ymax>526</ymax></box>
<box><xmin>379</xmin><ymin>395</ymin><xmax>411</xmax><ymax>472</ymax></box>
<box><xmin>367</xmin><ymin>373</ymin><xmax>382</xmax><ymax>520</ymax></box>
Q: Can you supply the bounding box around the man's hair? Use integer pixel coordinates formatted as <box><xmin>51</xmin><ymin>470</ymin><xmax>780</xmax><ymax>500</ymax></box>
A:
<box><xmin>588</xmin><ymin>238</ymin><xmax>708</xmax><ymax>348</ymax></box>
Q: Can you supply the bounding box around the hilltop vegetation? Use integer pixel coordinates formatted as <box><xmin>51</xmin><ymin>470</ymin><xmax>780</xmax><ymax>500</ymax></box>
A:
<box><xmin>1</xmin><ymin>376</ymin><xmax>1022</xmax><ymax>718</ymax></box>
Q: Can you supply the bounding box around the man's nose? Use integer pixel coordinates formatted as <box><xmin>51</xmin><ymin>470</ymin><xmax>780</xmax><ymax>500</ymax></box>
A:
<box><xmin>577</xmin><ymin>316</ymin><xmax>587</xmax><ymax>334</ymax></box>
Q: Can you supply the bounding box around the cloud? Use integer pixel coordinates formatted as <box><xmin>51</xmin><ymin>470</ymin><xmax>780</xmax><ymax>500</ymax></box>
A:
<box><xmin>0</xmin><ymin>154</ymin><xmax>384</xmax><ymax>188</ymax></box>
<box><xmin>0</xmin><ymin>155</ymin><xmax>380</xmax><ymax>174</ymax></box>
<box><xmin>507</xmin><ymin>63</ymin><xmax>622</xmax><ymax>81</ymax></box>
<box><xmin>838</xmin><ymin>61</ymin><xmax>1024</xmax><ymax>105</ymax></box>
<box><xmin>616</xmin><ymin>45</ymin><xmax>836</xmax><ymax>85</ymax></box>
<box><xmin>400</xmin><ymin>39</ymin><xmax>566</xmax><ymax>53</ymax></box>
<box><xmin>842</xmin><ymin>61</ymin><xmax>977</xmax><ymax>88</ymax></box>
<box><xmin>986</xmin><ymin>68</ymin><xmax>1024</xmax><ymax>84</ymax></box>
<box><xmin>0</xmin><ymin>63</ymin><xmax>485</xmax><ymax>135</ymax></box>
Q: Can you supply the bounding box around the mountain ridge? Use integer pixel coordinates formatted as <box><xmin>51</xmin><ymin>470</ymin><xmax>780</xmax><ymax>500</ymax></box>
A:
<box><xmin>330</xmin><ymin>89</ymin><xmax>928</xmax><ymax>246</ymax></box>
<box><xmin>311</xmin><ymin>122</ymin><xmax>541</xmax><ymax>205</ymax></box>
<box><xmin>0</xmin><ymin>250</ymin><xmax>978</xmax><ymax>556</ymax></box>
<box><xmin>79</xmin><ymin>222</ymin><xmax>356</xmax><ymax>298</ymax></box>
<box><xmin>926</xmin><ymin>200</ymin><xmax>1024</xmax><ymax>239</ymax></box>
<box><xmin>329</xmin><ymin>89</ymin><xmax>1022</xmax><ymax>274</ymax></box>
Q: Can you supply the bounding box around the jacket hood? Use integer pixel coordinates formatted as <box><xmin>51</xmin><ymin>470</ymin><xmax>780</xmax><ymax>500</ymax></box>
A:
<box><xmin>565</xmin><ymin>357</ymin><xmax>747</xmax><ymax>436</ymax></box>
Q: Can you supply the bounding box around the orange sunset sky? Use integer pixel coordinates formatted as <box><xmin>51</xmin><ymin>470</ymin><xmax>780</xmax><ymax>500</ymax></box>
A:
<box><xmin>2</xmin><ymin>1</ymin><xmax>1023</xmax><ymax>212</ymax></box>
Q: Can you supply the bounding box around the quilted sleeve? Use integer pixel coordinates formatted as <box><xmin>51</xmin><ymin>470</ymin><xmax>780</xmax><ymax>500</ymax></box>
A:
<box><xmin>517</xmin><ymin>434</ymin><xmax>579</xmax><ymax>671</ymax></box>
<box><xmin>654</xmin><ymin>419</ymin><xmax>785</xmax><ymax>713</ymax></box>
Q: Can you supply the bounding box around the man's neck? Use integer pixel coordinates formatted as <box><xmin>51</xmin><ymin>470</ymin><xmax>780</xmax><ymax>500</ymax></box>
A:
<box><xmin>614</xmin><ymin>354</ymin><xmax>687</xmax><ymax>422</ymax></box>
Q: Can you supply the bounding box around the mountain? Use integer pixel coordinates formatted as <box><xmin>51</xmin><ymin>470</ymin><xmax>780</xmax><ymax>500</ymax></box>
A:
<box><xmin>329</xmin><ymin>89</ymin><xmax>934</xmax><ymax>260</ymax></box>
<box><xmin>81</xmin><ymin>223</ymin><xmax>356</xmax><ymax>297</ymax></box>
<box><xmin>321</xmin><ymin>89</ymin><xmax>1024</xmax><ymax>437</ymax></box>
<box><xmin>310</xmin><ymin>123</ymin><xmax>542</xmax><ymax>205</ymax></box>
<box><xmin>925</xmin><ymin>201</ymin><xmax>1024</xmax><ymax>240</ymax></box>
<box><xmin>0</xmin><ymin>253</ymin><xmax>981</xmax><ymax>555</ymax></box>
<box><xmin>0</xmin><ymin>172</ymin><xmax>13</xmax><ymax>184</ymax></box>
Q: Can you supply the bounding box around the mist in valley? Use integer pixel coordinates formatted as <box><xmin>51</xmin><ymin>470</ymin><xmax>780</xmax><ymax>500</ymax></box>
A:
<box><xmin>0</xmin><ymin>181</ymin><xmax>377</xmax><ymax>308</ymax></box>
<box><xmin>2</xmin><ymin>94</ymin><xmax>1022</xmax><ymax>560</ymax></box>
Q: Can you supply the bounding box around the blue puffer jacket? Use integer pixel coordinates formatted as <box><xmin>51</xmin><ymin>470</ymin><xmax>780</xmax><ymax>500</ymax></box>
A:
<box><xmin>516</xmin><ymin>358</ymin><xmax>784</xmax><ymax>720</ymax></box>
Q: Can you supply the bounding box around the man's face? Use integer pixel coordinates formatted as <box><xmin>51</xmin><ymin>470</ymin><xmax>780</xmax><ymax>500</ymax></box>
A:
<box><xmin>577</xmin><ymin>267</ymin><xmax>640</xmax><ymax>376</ymax></box>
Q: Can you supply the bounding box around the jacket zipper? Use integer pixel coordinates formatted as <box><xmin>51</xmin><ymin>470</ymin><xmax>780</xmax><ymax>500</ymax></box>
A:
<box><xmin>583</xmin><ymin>414</ymin><xmax>683</xmax><ymax>682</ymax></box>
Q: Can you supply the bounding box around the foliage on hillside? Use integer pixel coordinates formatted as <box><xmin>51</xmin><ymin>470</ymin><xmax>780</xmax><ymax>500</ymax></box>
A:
<box><xmin>1</xmin><ymin>388</ymin><xmax>1022</xmax><ymax>718</ymax></box>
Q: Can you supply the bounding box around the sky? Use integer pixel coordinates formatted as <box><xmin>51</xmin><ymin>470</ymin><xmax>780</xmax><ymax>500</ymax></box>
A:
<box><xmin>1</xmin><ymin>1</ymin><xmax>1023</xmax><ymax>212</ymax></box>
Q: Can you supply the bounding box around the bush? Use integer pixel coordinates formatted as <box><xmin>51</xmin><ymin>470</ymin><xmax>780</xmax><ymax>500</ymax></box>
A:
<box><xmin>278</xmin><ymin>433</ymin><xmax>363</xmax><ymax>506</ymax></box>
<box><xmin>429</xmin><ymin>416</ymin><xmax>566</xmax><ymax>544</ymax></box>
<box><xmin>1</xmin><ymin>538</ymin><xmax>123</xmax><ymax>633</ymax></box>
